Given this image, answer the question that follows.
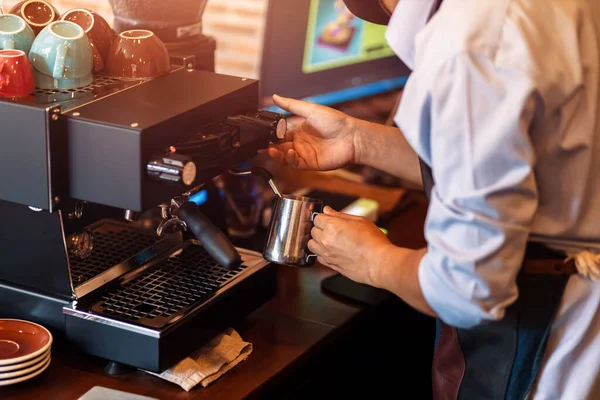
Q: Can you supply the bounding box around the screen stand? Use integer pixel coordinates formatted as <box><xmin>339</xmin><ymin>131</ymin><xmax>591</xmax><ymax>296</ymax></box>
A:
<box><xmin>321</xmin><ymin>273</ymin><xmax>390</xmax><ymax>307</ymax></box>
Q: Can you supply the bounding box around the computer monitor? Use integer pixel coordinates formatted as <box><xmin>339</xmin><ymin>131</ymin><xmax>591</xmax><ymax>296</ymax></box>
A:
<box><xmin>260</xmin><ymin>0</ymin><xmax>411</xmax><ymax>114</ymax></box>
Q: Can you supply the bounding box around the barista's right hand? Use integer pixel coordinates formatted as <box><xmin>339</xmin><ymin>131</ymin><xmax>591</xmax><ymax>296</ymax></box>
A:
<box><xmin>267</xmin><ymin>95</ymin><xmax>358</xmax><ymax>171</ymax></box>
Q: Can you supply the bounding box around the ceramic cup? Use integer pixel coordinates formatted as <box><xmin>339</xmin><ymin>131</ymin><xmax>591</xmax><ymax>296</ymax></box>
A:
<box><xmin>0</xmin><ymin>14</ymin><xmax>35</xmax><ymax>53</ymax></box>
<box><xmin>0</xmin><ymin>49</ymin><xmax>35</xmax><ymax>97</ymax></box>
<box><xmin>106</xmin><ymin>29</ymin><xmax>170</xmax><ymax>80</ymax></box>
<box><xmin>61</xmin><ymin>8</ymin><xmax>115</xmax><ymax>73</ymax></box>
<box><xmin>9</xmin><ymin>0</ymin><xmax>60</xmax><ymax>36</ymax></box>
<box><xmin>29</xmin><ymin>21</ymin><xmax>94</xmax><ymax>90</ymax></box>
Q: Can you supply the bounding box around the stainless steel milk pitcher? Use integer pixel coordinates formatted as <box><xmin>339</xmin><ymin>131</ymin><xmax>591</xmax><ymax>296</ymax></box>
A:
<box><xmin>229</xmin><ymin>168</ymin><xmax>323</xmax><ymax>267</ymax></box>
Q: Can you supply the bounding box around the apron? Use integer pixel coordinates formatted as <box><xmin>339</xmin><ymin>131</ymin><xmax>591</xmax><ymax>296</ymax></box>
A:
<box><xmin>419</xmin><ymin>160</ymin><xmax>570</xmax><ymax>400</ymax></box>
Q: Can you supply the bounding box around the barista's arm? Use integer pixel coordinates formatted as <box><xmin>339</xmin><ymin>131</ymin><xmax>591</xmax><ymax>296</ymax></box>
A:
<box><xmin>310</xmin><ymin>207</ymin><xmax>435</xmax><ymax>317</ymax></box>
<box><xmin>269</xmin><ymin>94</ymin><xmax>422</xmax><ymax>187</ymax></box>
<box><xmin>375</xmin><ymin>246</ymin><xmax>435</xmax><ymax>317</ymax></box>
<box><xmin>353</xmin><ymin>119</ymin><xmax>423</xmax><ymax>188</ymax></box>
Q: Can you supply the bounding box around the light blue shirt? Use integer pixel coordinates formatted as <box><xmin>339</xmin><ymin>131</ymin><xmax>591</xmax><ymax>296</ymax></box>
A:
<box><xmin>388</xmin><ymin>0</ymin><xmax>600</xmax><ymax>397</ymax></box>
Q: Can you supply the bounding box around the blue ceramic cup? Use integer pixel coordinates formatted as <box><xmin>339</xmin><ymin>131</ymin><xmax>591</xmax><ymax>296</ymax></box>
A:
<box><xmin>29</xmin><ymin>20</ymin><xmax>93</xmax><ymax>90</ymax></box>
<box><xmin>0</xmin><ymin>14</ymin><xmax>35</xmax><ymax>53</ymax></box>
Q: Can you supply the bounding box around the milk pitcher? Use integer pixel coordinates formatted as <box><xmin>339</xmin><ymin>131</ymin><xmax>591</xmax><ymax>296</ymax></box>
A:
<box><xmin>229</xmin><ymin>168</ymin><xmax>322</xmax><ymax>267</ymax></box>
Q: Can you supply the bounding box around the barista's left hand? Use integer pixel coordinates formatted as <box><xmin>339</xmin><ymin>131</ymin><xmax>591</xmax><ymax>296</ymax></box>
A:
<box><xmin>309</xmin><ymin>206</ymin><xmax>392</xmax><ymax>286</ymax></box>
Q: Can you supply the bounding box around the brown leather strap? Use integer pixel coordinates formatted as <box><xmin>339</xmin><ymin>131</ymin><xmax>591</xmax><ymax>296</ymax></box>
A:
<box><xmin>429</xmin><ymin>0</ymin><xmax>444</xmax><ymax>19</ymax></box>
<box><xmin>522</xmin><ymin>258</ymin><xmax>578</xmax><ymax>275</ymax></box>
<box><xmin>432</xmin><ymin>321</ymin><xmax>465</xmax><ymax>400</ymax></box>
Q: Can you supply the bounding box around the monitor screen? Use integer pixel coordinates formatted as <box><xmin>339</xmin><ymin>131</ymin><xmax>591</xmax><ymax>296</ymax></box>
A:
<box><xmin>260</xmin><ymin>0</ymin><xmax>411</xmax><ymax>114</ymax></box>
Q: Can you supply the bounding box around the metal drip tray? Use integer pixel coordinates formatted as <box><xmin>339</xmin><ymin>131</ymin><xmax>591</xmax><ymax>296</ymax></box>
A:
<box><xmin>82</xmin><ymin>241</ymin><xmax>247</xmax><ymax>330</ymax></box>
<box><xmin>70</xmin><ymin>225</ymin><xmax>158</xmax><ymax>287</ymax></box>
<box><xmin>63</xmin><ymin>245</ymin><xmax>275</xmax><ymax>372</ymax></box>
<box><xmin>70</xmin><ymin>220</ymin><xmax>180</xmax><ymax>299</ymax></box>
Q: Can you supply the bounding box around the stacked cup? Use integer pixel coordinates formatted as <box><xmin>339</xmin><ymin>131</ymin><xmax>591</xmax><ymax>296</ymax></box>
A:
<box><xmin>0</xmin><ymin>0</ymin><xmax>65</xmax><ymax>95</ymax></box>
<box><xmin>0</xmin><ymin>48</ymin><xmax>35</xmax><ymax>97</ymax></box>
<box><xmin>105</xmin><ymin>29</ymin><xmax>170</xmax><ymax>80</ymax></box>
<box><xmin>0</xmin><ymin>13</ymin><xmax>34</xmax><ymax>52</ymax></box>
<box><xmin>0</xmin><ymin>319</ymin><xmax>53</xmax><ymax>387</ymax></box>
<box><xmin>60</xmin><ymin>8</ymin><xmax>116</xmax><ymax>73</ymax></box>
<box><xmin>0</xmin><ymin>13</ymin><xmax>35</xmax><ymax>97</ymax></box>
<box><xmin>9</xmin><ymin>0</ymin><xmax>60</xmax><ymax>35</ymax></box>
<box><xmin>0</xmin><ymin>0</ymin><xmax>172</xmax><ymax>97</ymax></box>
<box><xmin>28</xmin><ymin>19</ymin><xmax>94</xmax><ymax>89</ymax></box>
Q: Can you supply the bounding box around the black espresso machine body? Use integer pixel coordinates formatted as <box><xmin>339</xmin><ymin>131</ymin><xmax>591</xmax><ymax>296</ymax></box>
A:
<box><xmin>0</xmin><ymin>62</ymin><xmax>282</xmax><ymax>372</ymax></box>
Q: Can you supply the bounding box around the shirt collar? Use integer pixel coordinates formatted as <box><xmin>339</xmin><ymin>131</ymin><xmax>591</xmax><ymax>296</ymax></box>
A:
<box><xmin>385</xmin><ymin>0</ymin><xmax>438</xmax><ymax>69</ymax></box>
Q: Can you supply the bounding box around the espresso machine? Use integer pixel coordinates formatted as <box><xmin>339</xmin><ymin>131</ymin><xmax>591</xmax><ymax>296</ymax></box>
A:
<box><xmin>0</xmin><ymin>55</ymin><xmax>287</xmax><ymax>373</ymax></box>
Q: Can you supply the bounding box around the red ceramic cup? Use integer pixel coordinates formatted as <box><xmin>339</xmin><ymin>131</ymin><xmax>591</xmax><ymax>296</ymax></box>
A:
<box><xmin>9</xmin><ymin>0</ymin><xmax>60</xmax><ymax>36</ymax></box>
<box><xmin>106</xmin><ymin>29</ymin><xmax>170</xmax><ymax>80</ymax></box>
<box><xmin>0</xmin><ymin>49</ymin><xmax>35</xmax><ymax>98</ymax></box>
<box><xmin>61</xmin><ymin>8</ymin><xmax>116</xmax><ymax>73</ymax></box>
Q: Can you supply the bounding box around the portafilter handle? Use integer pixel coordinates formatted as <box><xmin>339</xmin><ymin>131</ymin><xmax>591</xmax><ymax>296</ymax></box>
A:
<box><xmin>177</xmin><ymin>201</ymin><xmax>242</xmax><ymax>270</ymax></box>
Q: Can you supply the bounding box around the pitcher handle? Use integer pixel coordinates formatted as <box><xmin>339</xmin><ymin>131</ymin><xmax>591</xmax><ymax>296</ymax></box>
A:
<box><xmin>305</xmin><ymin>253</ymin><xmax>317</xmax><ymax>264</ymax></box>
<box><xmin>310</xmin><ymin>212</ymin><xmax>320</xmax><ymax>222</ymax></box>
<box><xmin>305</xmin><ymin>211</ymin><xmax>321</xmax><ymax>265</ymax></box>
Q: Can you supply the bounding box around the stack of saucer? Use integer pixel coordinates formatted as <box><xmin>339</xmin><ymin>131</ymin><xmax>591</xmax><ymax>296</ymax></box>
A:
<box><xmin>0</xmin><ymin>319</ymin><xmax>52</xmax><ymax>387</ymax></box>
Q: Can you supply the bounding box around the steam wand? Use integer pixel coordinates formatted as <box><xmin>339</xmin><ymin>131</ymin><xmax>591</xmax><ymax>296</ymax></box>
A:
<box><xmin>229</xmin><ymin>167</ymin><xmax>282</xmax><ymax>198</ymax></box>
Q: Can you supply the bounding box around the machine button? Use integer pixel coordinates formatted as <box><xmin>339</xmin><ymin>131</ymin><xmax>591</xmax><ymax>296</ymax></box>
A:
<box><xmin>147</xmin><ymin>153</ymin><xmax>197</xmax><ymax>186</ymax></box>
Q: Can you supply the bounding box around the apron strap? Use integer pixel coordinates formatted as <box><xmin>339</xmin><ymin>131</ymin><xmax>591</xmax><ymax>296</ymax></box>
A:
<box><xmin>429</xmin><ymin>0</ymin><xmax>445</xmax><ymax>20</ymax></box>
<box><xmin>419</xmin><ymin>159</ymin><xmax>435</xmax><ymax>200</ymax></box>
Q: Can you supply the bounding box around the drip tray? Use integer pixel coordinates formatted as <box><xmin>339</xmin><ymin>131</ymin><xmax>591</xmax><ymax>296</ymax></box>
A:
<box><xmin>70</xmin><ymin>219</ymin><xmax>180</xmax><ymax>299</ymax></box>
<box><xmin>70</xmin><ymin>222</ymin><xmax>159</xmax><ymax>286</ymax></box>
<box><xmin>88</xmin><ymin>242</ymin><xmax>247</xmax><ymax>329</ymax></box>
<box><xmin>63</xmin><ymin>245</ymin><xmax>276</xmax><ymax>372</ymax></box>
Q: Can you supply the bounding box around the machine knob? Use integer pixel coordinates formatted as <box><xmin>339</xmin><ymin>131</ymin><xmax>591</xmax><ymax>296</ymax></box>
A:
<box><xmin>249</xmin><ymin>110</ymin><xmax>287</xmax><ymax>140</ymax></box>
<box><xmin>147</xmin><ymin>153</ymin><xmax>197</xmax><ymax>186</ymax></box>
<box><xmin>229</xmin><ymin>110</ymin><xmax>287</xmax><ymax>141</ymax></box>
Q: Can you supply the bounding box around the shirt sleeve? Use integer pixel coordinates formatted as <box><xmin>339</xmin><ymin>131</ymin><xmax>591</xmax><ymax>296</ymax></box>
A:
<box><xmin>396</xmin><ymin>51</ymin><xmax>541</xmax><ymax>329</ymax></box>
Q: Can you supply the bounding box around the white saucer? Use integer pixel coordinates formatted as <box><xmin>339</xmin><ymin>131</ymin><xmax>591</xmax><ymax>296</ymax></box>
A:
<box><xmin>0</xmin><ymin>356</ymin><xmax>51</xmax><ymax>387</ymax></box>
<box><xmin>0</xmin><ymin>352</ymin><xmax>50</xmax><ymax>380</ymax></box>
<box><xmin>0</xmin><ymin>349</ymin><xmax>49</xmax><ymax>373</ymax></box>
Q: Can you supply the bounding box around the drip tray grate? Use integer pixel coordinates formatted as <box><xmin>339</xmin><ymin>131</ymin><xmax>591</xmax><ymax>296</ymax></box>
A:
<box><xmin>34</xmin><ymin>75</ymin><xmax>125</xmax><ymax>96</ymax></box>
<box><xmin>91</xmin><ymin>244</ymin><xmax>246</xmax><ymax>329</ymax></box>
<box><xmin>70</xmin><ymin>228</ymin><xmax>158</xmax><ymax>287</ymax></box>
<box><xmin>15</xmin><ymin>66</ymin><xmax>180</xmax><ymax>110</ymax></box>
<box><xmin>28</xmin><ymin>74</ymin><xmax>148</xmax><ymax>111</ymax></box>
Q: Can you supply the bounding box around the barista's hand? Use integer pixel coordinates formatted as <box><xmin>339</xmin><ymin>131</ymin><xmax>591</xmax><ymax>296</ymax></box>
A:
<box><xmin>268</xmin><ymin>95</ymin><xmax>358</xmax><ymax>171</ymax></box>
<box><xmin>309</xmin><ymin>206</ymin><xmax>392</xmax><ymax>286</ymax></box>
